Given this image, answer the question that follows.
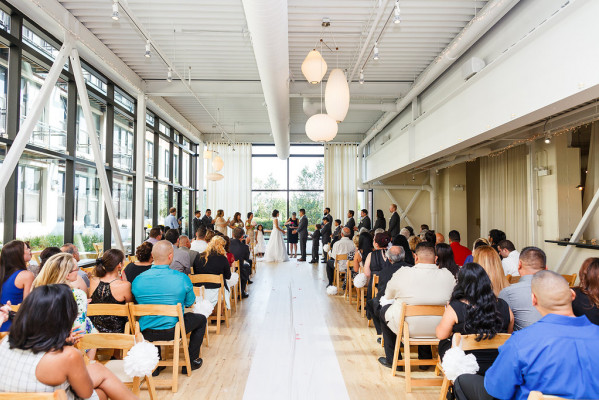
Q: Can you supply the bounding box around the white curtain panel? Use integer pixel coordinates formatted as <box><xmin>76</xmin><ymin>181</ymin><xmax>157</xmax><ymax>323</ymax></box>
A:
<box><xmin>206</xmin><ymin>142</ymin><xmax>252</xmax><ymax>219</ymax></box>
<box><xmin>480</xmin><ymin>145</ymin><xmax>529</xmax><ymax>250</ymax></box>
<box><xmin>324</xmin><ymin>143</ymin><xmax>358</xmax><ymax>221</ymax></box>
<box><xmin>584</xmin><ymin>122</ymin><xmax>599</xmax><ymax>239</ymax></box>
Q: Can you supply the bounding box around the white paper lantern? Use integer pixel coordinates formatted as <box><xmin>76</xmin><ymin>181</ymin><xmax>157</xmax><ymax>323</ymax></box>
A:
<box><xmin>206</xmin><ymin>172</ymin><xmax>224</xmax><ymax>181</ymax></box>
<box><xmin>305</xmin><ymin>113</ymin><xmax>338</xmax><ymax>142</ymax></box>
<box><xmin>203</xmin><ymin>150</ymin><xmax>213</xmax><ymax>159</ymax></box>
<box><xmin>301</xmin><ymin>50</ymin><xmax>327</xmax><ymax>84</ymax></box>
<box><xmin>325</xmin><ymin>68</ymin><xmax>350</xmax><ymax>122</ymax></box>
<box><xmin>211</xmin><ymin>155</ymin><xmax>224</xmax><ymax>172</ymax></box>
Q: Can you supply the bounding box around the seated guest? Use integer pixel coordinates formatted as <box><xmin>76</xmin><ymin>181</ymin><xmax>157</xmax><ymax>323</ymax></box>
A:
<box><xmin>60</xmin><ymin>243</ymin><xmax>89</xmax><ymax>291</ymax></box>
<box><xmin>165</xmin><ymin>229</ymin><xmax>191</xmax><ymax>274</ymax></box>
<box><xmin>572</xmin><ymin>257</ymin><xmax>599</xmax><ymax>325</ymax></box>
<box><xmin>192</xmin><ymin>236</ymin><xmax>232</xmax><ymax>309</ymax></box>
<box><xmin>400</xmin><ymin>227</ymin><xmax>411</xmax><ymax>240</ymax></box>
<box><xmin>358</xmin><ymin>231</ymin><xmax>374</xmax><ymax>262</ymax></box>
<box><xmin>487</xmin><ymin>229</ymin><xmax>506</xmax><ymax>254</ymax></box>
<box><xmin>419</xmin><ymin>224</ymin><xmax>429</xmax><ymax>234</ymax></box>
<box><xmin>309</xmin><ymin>224</ymin><xmax>321</xmax><ymax>264</ymax></box>
<box><xmin>123</xmin><ymin>242</ymin><xmax>153</xmax><ymax>283</ymax></box>
<box><xmin>0</xmin><ymin>284</ymin><xmax>136</xmax><ymax>399</ymax></box>
<box><xmin>391</xmin><ymin>234</ymin><xmax>414</xmax><ymax>265</ymax></box>
<box><xmin>344</xmin><ymin>235</ymin><xmax>361</xmax><ymax>290</ymax></box>
<box><xmin>146</xmin><ymin>227</ymin><xmax>162</xmax><ymax>245</ymax></box>
<box><xmin>205</xmin><ymin>229</ymin><xmax>217</xmax><ymax>244</ymax></box>
<box><xmin>436</xmin><ymin>232</ymin><xmax>445</xmax><ymax>244</ymax></box>
<box><xmin>436</xmin><ymin>243</ymin><xmax>460</xmax><ymax>278</ymax></box>
<box><xmin>436</xmin><ymin>263</ymin><xmax>513</xmax><ymax>375</ymax></box>
<box><xmin>455</xmin><ymin>271</ymin><xmax>599</xmax><ymax>400</ymax></box>
<box><xmin>408</xmin><ymin>235</ymin><xmax>420</xmax><ymax>252</ymax></box>
<box><xmin>497</xmin><ymin>239</ymin><xmax>520</xmax><ymax>276</ymax></box>
<box><xmin>448</xmin><ymin>230</ymin><xmax>471</xmax><ymax>266</ymax></box>
<box><xmin>0</xmin><ymin>303</ymin><xmax>10</xmax><ymax>325</ymax></box>
<box><xmin>463</xmin><ymin>237</ymin><xmax>489</xmax><ymax>265</ymax></box>
<box><xmin>190</xmin><ymin>225</ymin><xmax>209</xmax><ymax>253</ymax></box>
<box><xmin>222</xmin><ymin>236</ymin><xmax>235</xmax><ymax>266</ymax></box>
<box><xmin>364</xmin><ymin>232</ymin><xmax>391</xmax><ymax>300</ymax></box>
<box><xmin>89</xmin><ymin>249</ymin><xmax>133</xmax><ymax>333</ymax></box>
<box><xmin>0</xmin><ymin>240</ymin><xmax>35</xmax><ymax>332</ymax></box>
<box><xmin>368</xmin><ymin>246</ymin><xmax>411</xmax><ymax>337</ymax></box>
<box><xmin>132</xmin><ymin>240</ymin><xmax>206</xmax><ymax>374</ymax></box>
<box><xmin>378</xmin><ymin>242</ymin><xmax>455</xmax><ymax>368</ymax></box>
<box><xmin>230</xmin><ymin>228</ymin><xmax>251</xmax><ymax>298</ymax></box>
<box><xmin>178</xmin><ymin>235</ymin><xmax>200</xmax><ymax>268</ymax></box>
<box><xmin>498</xmin><ymin>247</ymin><xmax>545</xmax><ymax>330</ymax></box>
<box><xmin>326</xmin><ymin>228</ymin><xmax>356</xmax><ymax>288</ymax></box>
<box><xmin>473</xmin><ymin>245</ymin><xmax>509</xmax><ymax>296</ymax></box>
<box><xmin>38</xmin><ymin>247</ymin><xmax>61</xmax><ymax>272</ymax></box>
<box><xmin>423</xmin><ymin>230</ymin><xmax>436</xmax><ymax>246</ymax></box>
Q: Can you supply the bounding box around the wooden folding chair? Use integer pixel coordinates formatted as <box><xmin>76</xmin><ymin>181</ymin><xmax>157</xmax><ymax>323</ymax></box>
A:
<box><xmin>357</xmin><ymin>267</ymin><xmax>366</xmax><ymax>315</ymax></box>
<box><xmin>508</xmin><ymin>275</ymin><xmax>520</xmax><ymax>284</ymax></box>
<box><xmin>76</xmin><ymin>332</ymin><xmax>157</xmax><ymax>400</ymax></box>
<box><xmin>0</xmin><ymin>332</ymin><xmax>8</xmax><ymax>340</ymax></box>
<box><xmin>87</xmin><ymin>303</ymin><xmax>134</xmax><ymax>334</ymax></box>
<box><xmin>93</xmin><ymin>242</ymin><xmax>104</xmax><ymax>258</ymax></box>
<box><xmin>191</xmin><ymin>285</ymin><xmax>210</xmax><ymax>346</ymax></box>
<box><xmin>528</xmin><ymin>392</ymin><xmax>568</xmax><ymax>400</ymax></box>
<box><xmin>0</xmin><ymin>390</ymin><xmax>68</xmax><ymax>399</ymax></box>
<box><xmin>128</xmin><ymin>303</ymin><xmax>192</xmax><ymax>393</ymax></box>
<box><xmin>188</xmin><ymin>274</ymin><xmax>229</xmax><ymax>334</ymax></box>
<box><xmin>561</xmin><ymin>273</ymin><xmax>577</xmax><ymax>287</ymax></box>
<box><xmin>333</xmin><ymin>254</ymin><xmax>348</xmax><ymax>294</ymax></box>
<box><xmin>392</xmin><ymin>303</ymin><xmax>445</xmax><ymax>393</ymax></box>
<box><xmin>437</xmin><ymin>333</ymin><xmax>511</xmax><ymax>400</ymax></box>
<box><xmin>127</xmin><ymin>255</ymin><xmax>139</xmax><ymax>264</ymax></box>
<box><xmin>367</xmin><ymin>274</ymin><xmax>379</xmax><ymax>327</ymax></box>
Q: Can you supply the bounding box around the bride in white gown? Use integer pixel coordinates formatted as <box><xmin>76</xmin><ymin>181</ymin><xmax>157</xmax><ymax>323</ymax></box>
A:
<box><xmin>262</xmin><ymin>209</ymin><xmax>289</xmax><ymax>263</ymax></box>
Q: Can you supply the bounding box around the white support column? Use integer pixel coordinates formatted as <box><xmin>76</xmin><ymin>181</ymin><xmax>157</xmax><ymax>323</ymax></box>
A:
<box><xmin>383</xmin><ymin>189</ymin><xmax>415</xmax><ymax>227</ymax></box>
<box><xmin>0</xmin><ymin>39</ymin><xmax>72</xmax><ymax>194</ymax></box>
<box><xmin>70</xmin><ymin>48</ymin><xmax>124</xmax><ymax>251</ymax></box>
<box><xmin>134</xmin><ymin>93</ymin><xmax>146</xmax><ymax>248</ymax></box>
<box><xmin>528</xmin><ymin>141</ymin><xmax>539</xmax><ymax>246</ymax></box>
<box><xmin>555</xmin><ymin>186</ymin><xmax>599</xmax><ymax>272</ymax></box>
<box><xmin>197</xmin><ymin>141</ymin><xmax>204</xmax><ymax>210</ymax></box>
<box><xmin>429</xmin><ymin>170</ymin><xmax>438</xmax><ymax>230</ymax></box>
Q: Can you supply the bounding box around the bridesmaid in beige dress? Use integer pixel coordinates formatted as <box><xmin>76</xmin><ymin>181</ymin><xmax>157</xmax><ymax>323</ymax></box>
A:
<box><xmin>214</xmin><ymin>209</ymin><xmax>229</xmax><ymax>235</ymax></box>
<box><xmin>245</xmin><ymin>212</ymin><xmax>256</xmax><ymax>247</ymax></box>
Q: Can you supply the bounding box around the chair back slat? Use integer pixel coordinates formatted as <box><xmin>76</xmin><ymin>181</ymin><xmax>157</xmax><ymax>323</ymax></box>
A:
<box><xmin>404</xmin><ymin>304</ymin><xmax>445</xmax><ymax>317</ymax></box>
<box><xmin>76</xmin><ymin>332</ymin><xmax>136</xmax><ymax>351</ymax></box>
<box><xmin>508</xmin><ymin>275</ymin><xmax>521</xmax><ymax>284</ymax></box>
<box><xmin>0</xmin><ymin>390</ymin><xmax>68</xmax><ymax>399</ymax></box>
<box><xmin>561</xmin><ymin>273</ymin><xmax>577</xmax><ymax>287</ymax></box>
<box><xmin>129</xmin><ymin>303</ymin><xmax>180</xmax><ymax>318</ymax></box>
<box><xmin>189</xmin><ymin>274</ymin><xmax>224</xmax><ymax>286</ymax></box>
<box><xmin>453</xmin><ymin>333</ymin><xmax>511</xmax><ymax>351</ymax></box>
<box><xmin>335</xmin><ymin>254</ymin><xmax>348</xmax><ymax>261</ymax></box>
<box><xmin>87</xmin><ymin>303</ymin><xmax>130</xmax><ymax>318</ymax></box>
<box><xmin>193</xmin><ymin>285</ymin><xmax>206</xmax><ymax>298</ymax></box>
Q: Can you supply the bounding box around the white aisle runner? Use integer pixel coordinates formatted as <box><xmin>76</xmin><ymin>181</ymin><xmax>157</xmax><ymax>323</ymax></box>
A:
<box><xmin>242</xmin><ymin>263</ymin><xmax>350</xmax><ymax>400</ymax></box>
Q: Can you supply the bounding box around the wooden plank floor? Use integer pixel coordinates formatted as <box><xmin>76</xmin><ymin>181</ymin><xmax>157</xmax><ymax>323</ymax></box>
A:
<box><xmin>140</xmin><ymin>260</ymin><xmax>440</xmax><ymax>400</ymax></box>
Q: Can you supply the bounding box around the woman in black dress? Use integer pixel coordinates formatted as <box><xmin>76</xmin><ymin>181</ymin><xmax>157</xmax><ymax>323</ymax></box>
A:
<box><xmin>436</xmin><ymin>263</ymin><xmax>514</xmax><ymax>375</ymax></box>
<box><xmin>573</xmin><ymin>257</ymin><xmax>599</xmax><ymax>325</ymax></box>
<box><xmin>285</xmin><ymin>212</ymin><xmax>299</xmax><ymax>258</ymax></box>
<box><xmin>363</xmin><ymin>232</ymin><xmax>391</xmax><ymax>300</ymax></box>
<box><xmin>373</xmin><ymin>209</ymin><xmax>386</xmax><ymax>231</ymax></box>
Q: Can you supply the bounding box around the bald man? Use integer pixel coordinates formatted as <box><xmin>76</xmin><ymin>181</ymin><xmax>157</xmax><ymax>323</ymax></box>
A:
<box><xmin>132</xmin><ymin>240</ymin><xmax>206</xmax><ymax>375</ymax></box>
<box><xmin>454</xmin><ymin>270</ymin><xmax>599</xmax><ymax>400</ymax></box>
<box><xmin>435</xmin><ymin>232</ymin><xmax>445</xmax><ymax>245</ymax></box>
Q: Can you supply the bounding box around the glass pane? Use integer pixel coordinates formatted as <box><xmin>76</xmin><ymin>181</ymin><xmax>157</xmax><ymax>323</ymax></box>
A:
<box><xmin>113</xmin><ymin>111</ymin><xmax>134</xmax><ymax>171</ymax></box>
<box><xmin>252</xmin><ymin>157</ymin><xmax>287</xmax><ymax>190</ymax></box>
<box><xmin>22</xmin><ymin>25</ymin><xmax>59</xmax><ymax>61</ymax></box>
<box><xmin>112</xmin><ymin>173</ymin><xmax>133</xmax><ymax>253</ymax></box>
<box><xmin>144</xmin><ymin>182</ymin><xmax>153</xmax><ymax>228</ymax></box>
<box><xmin>159</xmin><ymin>121</ymin><xmax>170</xmax><ymax>135</ymax></box>
<box><xmin>173</xmin><ymin>147</ymin><xmax>180</xmax><ymax>185</ymax></box>
<box><xmin>76</xmin><ymin>94</ymin><xmax>105</xmax><ymax>161</ymax></box>
<box><xmin>21</xmin><ymin>57</ymin><xmax>68</xmax><ymax>152</ymax></box>
<box><xmin>74</xmin><ymin>164</ymin><xmax>104</xmax><ymax>257</ymax></box>
<box><xmin>290</xmin><ymin>145</ymin><xmax>324</xmax><ymax>155</ymax></box>
<box><xmin>114</xmin><ymin>88</ymin><xmax>134</xmax><ymax>114</ymax></box>
<box><xmin>252</xmin><ymin>145</ymin><xmax>276</xmax><ymax>155</ymax></box>
<box><xmin>145</xmin><ymin>131</ymin><xmax>154</xmax><ymax>177</ymax></box>
<box><xmin>82</xmin><ymin>63</ymin><xmax>107</xmax><ymax>95</ymax></box>
<box><xmin>0</xmin><ymin>144</ymin><xmax>4</xmax><ymax>244</ymax></box>
<box><xmin>0</xmin><ymin>45</ymin><xmax>8</xmax><ymax>137</ymax></box>
<box><xmin>146</xmin><ymin>111</ymin><xmax>155</xmax><ymax>127</ymax></box>
<box><xmin>290</xmin><ymin>191</ymin><xmax>323</xmax><ymax>231</ymax></box>
<box><xmin>182</xmin><ymin>190</ymin><xmax>190</xmax><ymax>236</ymax></box>
<box><xmin>182</xmin><ymin>138</ymin><xmax>190</xmax><ymax>150</ymax></box>
<box><xmin>15</xmin><ymin>154</ymin><xmax>66</xmax><ymax>250</ymax></box>
<box><xmin>0</xmin><ymin>9</ymin><xmax>10</xmax><ymax>33</ymax></box>
<box><xmin>252</xmin><ymin>191</ymin><xmax>287</xmax><ymax>231</ymax></box>
<box><xmin>158</xmin><ymin>138</ymin><xmax>170</xmax><ymax>181</ymax></box>
<box><xmin>182</xmin><ymin>151</ymin><xmax>190</xmax><ymax>187</ymax></box>
<box><xmin>158</xmin><ymin>183</ymin><xmax>169</xmax><ymax>225</ymax></box>
<box><xmin>289</xmin><ymin>157</ymin><xmax>324</xmax><ymax>190</ymax></box>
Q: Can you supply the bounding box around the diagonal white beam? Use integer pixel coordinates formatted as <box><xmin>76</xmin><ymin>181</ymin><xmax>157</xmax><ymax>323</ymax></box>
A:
<box><xmin>383</xmin><ymin>189</ymin><xmax>415</xmax><ymax>228</ymax></box>
<box><xmin>70</xmin><ymin>48</ymin><xmax>123</xmax><ymax>251</ymax></box>
<box><xmin>0</xmin><ymin>39</ymin><xmax>72</xmax><ymax>194</ymax></box>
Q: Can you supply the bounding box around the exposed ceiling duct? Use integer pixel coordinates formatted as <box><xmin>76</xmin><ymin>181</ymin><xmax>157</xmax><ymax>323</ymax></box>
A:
<box><xmin>241</xmin><ymin>0</ymin><xmax>290</xmax><ymax>159</ymax></box>
<box><xmin>302</xmin><ymin>98</ymin><xmax>396</xmax><ymax>117</ymax></box>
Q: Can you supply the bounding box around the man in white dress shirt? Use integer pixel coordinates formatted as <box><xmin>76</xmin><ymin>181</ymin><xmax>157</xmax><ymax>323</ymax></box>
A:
<box><xmin>190</xmin><ymin>225</ymin><xmax>208</xmax><ymax>253</ymax></box>
<box><xmin>326</xmin><ymin>227</ymin><xmax>356</xmax><ymax>287</ymax></box>
<box><xmin>498</xmin><ymin>240</ymin><xmax>520</xmax><ymax>276</ymax></box>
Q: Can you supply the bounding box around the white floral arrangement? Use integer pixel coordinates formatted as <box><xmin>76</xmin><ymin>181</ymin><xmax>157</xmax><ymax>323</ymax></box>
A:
<box><xmin>124</xmin><ymin>341</ymin><xmax>160</xmax><ymax>378</ymax></box>
<box><xmin>193</xmin><ymin>298</ymin><xmax>215</xmax><ymax>318</ymax></box>
<box><xmin>326</xmin><ymin>285</ymin><xmax>338</xmax><ymax>295</ymax></box>
<box><xmin>227</xmin><ymin>272</ymin><xmax>239</xmax><ymax>288</ymax></box>
<box><xmin>353</xmin><ymin>273</ymin><xmax>368</xmax><ymax>288</ymax></box>
<box><xmin>441</xmin><ymin>346</ymin><xmax>479</xmax><ymax>382</ymax></box>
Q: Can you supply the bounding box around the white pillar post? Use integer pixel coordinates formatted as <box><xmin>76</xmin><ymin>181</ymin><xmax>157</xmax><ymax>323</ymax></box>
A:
<box><xmin>134</xmin><ymin>93</ymin><xmax>146</xmax><ymax>248</ymax></box>
<box><xmin>0</xmin><ymin>38</ymin><xmax>72</xmax><ymax>193</ymax></box>
<box><xmin>70</xmin><ymin>48</ymin><xmax>124</xmax><ymax>251</ymax></box>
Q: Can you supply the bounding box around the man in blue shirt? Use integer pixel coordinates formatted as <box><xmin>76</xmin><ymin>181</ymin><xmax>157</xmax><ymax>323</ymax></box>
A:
<box><xmin>453</xmin><ymin>270</ymin><xmax>599</xmax><ymax>400</ymax></box>
<box><xmin>132</xmin><ymin>240</ymin><xmax>206</xmax><ymax>375</ymax></box>
<box><xmin>164</xmin><ymin>207</ymin><xmax>180</xmax><ymax>230</ymax></box>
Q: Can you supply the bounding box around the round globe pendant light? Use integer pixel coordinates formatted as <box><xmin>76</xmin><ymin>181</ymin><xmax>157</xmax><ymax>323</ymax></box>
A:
<box><xmin>301</xmin><ymin>50</ymin><xmax>327</xmax><ymax>84</ymax></box>
<box><xmin>211</xmin><ymin>155</ymin><xmax>224</xmax><ymax>172</ymax></box>
<box><xmin>305</xmin><ymin>113</ymin><xmax>338</xmax><ymax>142</ymax></box>
<box><xmin>207</xmin><ymin>172</ymin><xmax>224</xmax><ymax>181</ymax></box>
<box><xmin>203</xmin><ymin>150</ymin><xmax>213</xmax><ymax>159</ymax></box>
<box><xmin>325</xmin><ymin>68</ymin><xmax>350</xmax><ymax>123</ymax></box>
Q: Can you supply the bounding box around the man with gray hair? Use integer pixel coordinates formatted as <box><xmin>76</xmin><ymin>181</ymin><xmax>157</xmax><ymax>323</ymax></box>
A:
<box><xmin>61</xmin><ymin>243</ymin><xmax>89</xmax><ymax>290</ymax></box>
<box><xmin>325</xmin><ymin>227</ymin><xmax>355</xmax><ymax>288</ymax></box>
<box><xmin>455</xmin><ymin>270</ymin><xmax>599</xmax><ymax>400</ymax></box>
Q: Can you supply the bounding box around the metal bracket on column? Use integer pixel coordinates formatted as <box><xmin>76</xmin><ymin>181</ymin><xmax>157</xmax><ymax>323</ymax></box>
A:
<box><xmin>555</xmin><ymin>186</ymin><xmax>599</xmax><ymax>272</ymax></box>
<box><xmin>384</xmin><ymin>189</ymin><xmax>415</xmax><ymax>227</ymax></box>
<box><xmin>70</xmin><ymin>48</ymin><xmax>124</xmax><ymax>251</ymax></box>
<box><xmin>0</xmin><ymin>38</ymin><xmax>72</xmax><ymax>194</ymax></box>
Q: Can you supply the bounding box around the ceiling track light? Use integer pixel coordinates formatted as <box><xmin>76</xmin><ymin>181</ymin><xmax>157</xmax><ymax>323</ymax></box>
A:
<box><xmin>144</xmin><ymin>40</ymin><xmax>151</xmax><ymax>58</ymax></box>
<box><xmin>359</xmin><ymin>69</ymin><xmax>364</xmax><ymax>85</ymax></box>
<box><xmin>373</xmin><ymin>42</ymin><xmax>379</xmax><ymax>61</ymax></box>
<box><xmin>167</xmin><ymin>67</ymin><xmax>172</xmax><ymax>82</ymax></box>
<box><xmin>393</xmin><ymin>1</ymin><xmax>401</xmax><ymax>24</ymax></box>
<box><xmin>111</xmin><ymin>1</ymin><xmax>119</xmax><ymax>21</ymax></box>
<box><xmin>544</xmin><ymin>134</ymin><xmax>551</xmax><ymax>144</ymax></box>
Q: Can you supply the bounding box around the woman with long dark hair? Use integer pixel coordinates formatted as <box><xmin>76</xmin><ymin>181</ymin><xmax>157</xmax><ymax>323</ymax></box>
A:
<box><xmin>373</xmin><ymin>209</ymin><xmax>386</xmax><ymax>231</ymax></box>
<box><xmin>0</xmin><ymin>240</ymin><xmax>34</xmax><ymax>331</ymax></box>
<box><xmin>364</xmin><ymin>232</ymin><xmax>391</xmax><ymax>300</ymax></box>
<box><xmin>436</xmin><ymin>263</ymin><xmax>514</xmax><ymax>375</ymax></box>
<box><xmin>392</xmin><ymin>234</ymin><xmax>414</xmax><ymax>265</ymax></box>
<box><xmin>573</xmin><ymin>257</ymin><xmax>599</xmax><ymax>325</ymax></box>
<box><xmin>436</xmin><ymin>243</ymin><xmax>460</xmax><ymax>278</ymax></box>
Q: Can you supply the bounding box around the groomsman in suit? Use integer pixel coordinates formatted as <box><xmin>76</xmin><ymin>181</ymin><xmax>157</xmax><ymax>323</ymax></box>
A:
<box><xmin>355</xmin><ymin>209</ymin><xmax>371</xmax><ymax>232</ymax></box>
<box><xmin>323</xmin><ymin>207</ymin><xmax>333</xmax><ymax>225</ymax></box>
<box><xmin>388</xmin><ymin>204</ymin><xmax>400</xmax><ymax>238</ymax></box>
<box><xmin>192</xmin><ymin>210</ymin><xmax>203</xmax><ymax>236</ymax></box>
<box><xmin>345</xmin><ymin>210</ymin><xmax>356</xmax><ymax>238</ymax></box>
<box><xmin>201</xmin><ymin>209</ymin><xmax>214</xmax><ymax>230</ymax></box>
<box><xmin>296</xmin><ymin>209</ymin><xmax>309</xmax><ymax>261</ymax></box>
<box><xmin>320</xmin><ymin>218</ymin><xmax>332</xmax><ymax>262</ymax></box>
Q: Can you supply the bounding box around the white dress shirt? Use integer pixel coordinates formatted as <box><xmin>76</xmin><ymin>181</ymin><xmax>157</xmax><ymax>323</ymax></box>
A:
<box><xmin>329</xmin><ymin>237</ymin><xmax>356</xmax><ymax>271</ymax></box>
<box><xmin>190</xmin><ymin>239</ymin><xmax>208</xmax><ymax>253</ymax></box>
<box><xmin>502</xmin><ymin>250</ymin><xmax>520</xmax><ymax>276</ymax></box>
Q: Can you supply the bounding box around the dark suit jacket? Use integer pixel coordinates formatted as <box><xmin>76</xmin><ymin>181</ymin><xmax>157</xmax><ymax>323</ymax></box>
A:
<box><xmin>345</xmin><ymin>217</ymin><xmax>356</xmax><ymax>231</ymax></box>
<box><xmin>192</xmin><ymin>217</ymin><xmax>203</xmax><ymax>235</ymax></box>
<box><xmin>324</xmin><ymin>213</ymin><xmax>333</xmax><ymax>225</ymax></box>
<box><xmin>321</xmin><ymin>223</ymin><xmax>332</xmax><ymax>244</ymax></box>
<box><xmin>388</xmin><ymin>212</ymin><xmax>400</xmax><ymax>238</ymax></box>
<box><xmin>230</xmin><ymin>238</ymin><xmax>251</xmax><ymax>266</ymax></box>
<box><xmin>297</xmin><ymin>215</ymin><xmax>308</xmax><ymax>238</ymax></box>
<box><xmin>358</xmin><ymin>216</ymin><xmax>371</xmax><ymax>231</ymax></box>
<box><xmin>373</xmin><ymin>217</ymin><xmax>386</xmax><ymax>231</ymax></box>
<box><xmin>310</xmin><ymin>230</ymin><xmax>321</xmax><ymax>247</ymax></box>
<box><xmin>376</xmin><ymin>261</ymin><xmax>411</xmax><ymax>299</ymax></box>
<box><xmin>201</xmin><ymin>215</ymin><xmax>214</xmax><ymax>230</ymax></box>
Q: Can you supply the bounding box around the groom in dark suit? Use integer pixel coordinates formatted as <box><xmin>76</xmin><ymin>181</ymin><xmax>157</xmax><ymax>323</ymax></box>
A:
<box><xmin>355</xmin><ymin>209</ymin><xmax>371</xmax><ymax>232</ymax></box>
<box><xmin>388</xmin><ymin>204</ymin><xmax>400</xmax><ymax>238</ymax></box>
<box><xmin>296</xmin><ymin>209</ymin><xmax>309</xmax><ymax>261</ymax></box>
<box><xmin>345</xmin><ymin>210</ymin><xmax>356</xmax><ymax>239</ymax></box>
